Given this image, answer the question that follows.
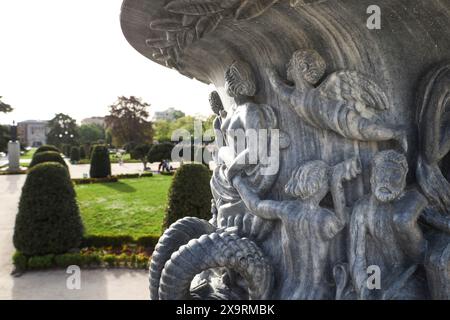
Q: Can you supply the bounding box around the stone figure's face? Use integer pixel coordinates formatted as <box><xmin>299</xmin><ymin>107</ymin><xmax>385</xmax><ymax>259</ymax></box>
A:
<box><xmin>371</xmin><ymin>161</ymin><xmax>407</xmax><ymax>203</ymax></box>
<box><xmin>287</xmin><ymin>50</ymin><xmax>326</xmax><ymax>85</ymax></box>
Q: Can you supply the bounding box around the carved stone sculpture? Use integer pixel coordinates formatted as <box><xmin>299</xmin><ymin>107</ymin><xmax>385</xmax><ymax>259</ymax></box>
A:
<box><xmin>120</xmin><ymin>0</ymin><xmax>450</xmax><ymax>300</ymax></box>
<box><xmin>232</xmin><ymin>157</ymin><xmax>361</xmax><ymax>299</ymax></box>
<box><xmin>349</xmin><ymin>150</ymin><xmax>428</xmax><ymax>300</ymax></box>
<box><xmin>267</xmin><ymin>50</ymin><xmax>408</xmax><ymax>151</ymax></box>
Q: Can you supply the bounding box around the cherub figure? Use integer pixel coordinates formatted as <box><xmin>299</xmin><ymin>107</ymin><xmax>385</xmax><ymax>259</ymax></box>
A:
<box><xmin>349</xmin><ymin>150</ymin><xmax>428</xmax><ymax>300</ymax></box>
<box><xmin>266</xmin><ymin>50</ymin><xmax>407</xmax><ymax>151</ymax></box>
<box><xmin>232</xmin><ymin>157</ymin><xmax>361</xmax><ymax>299</ymax></box>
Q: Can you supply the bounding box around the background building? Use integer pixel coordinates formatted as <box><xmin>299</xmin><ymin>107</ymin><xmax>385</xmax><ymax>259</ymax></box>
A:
<box><xmin>153</xmin><ymin>108</ymin><xmax>185</xmax><ymax>121</ymax></box>
<box><xmin>17</xmin><ymin>120</ymin><xmax>49</xmax><ymax>147</ymax></box>
<box><xmin>81</xmin><ymin>116</ymin><xmax>105</xmax><ymax>127</ymax></box>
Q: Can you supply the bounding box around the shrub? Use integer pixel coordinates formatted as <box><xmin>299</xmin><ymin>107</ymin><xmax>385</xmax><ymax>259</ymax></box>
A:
<box><xmin>29</xmin><ymin>151</ymin><xmax>68</xmax><ymax>169</ymax></box>
<box><xmin>123</xmin><ymin>142</ymin><xmax>138</xmax><ymax>155</ymax></box>
<box><xmin>62</xmin><ymin>144</ymin><xmax>72</xmax><ymax>157</ymax></box>
<box><xmin>148</xmin><ymin>142</ymin><xmax>174</xmax><ymax>163</ymax></box>
<box><xmin>12</xmin><ymin>251</ymin><xmax>27</xmax><ymax>271</ymax></box>
<box><xmin>163</xmin><ymin>164</ymin><xmax>213</xmax><ymax>229</ymax></box>
<box><xmin>35</xmin><ymin>145</ymin><xmax>60</xmax><ymax>155</ymax></box>
<box><xmin>79</xmin><ymin>146</ymin><xmax>86</xmax><ymax>159</ymax></box>
<box><xmin>72</xmin><ymin>176</ymin><xmax>118</xmax><ymax>185</ymax></box>
<box><xmin>70</xmin><ymin>146</ymin><xmax>80</xmax><ymax>163</ymax></box>
<box><xmin>81</xmin><ymin>235</ymin><xmax>134</xmax><ymax>248</ymax></box>
<box><xmin>13</xmin><ymin>163</ymin><xmax>84</xmax><ymax>255</ymax></box>
<box><xmin>102</xmin><ymin>254</ymin><xmax>116</xmax><ymax>267</ymax></box>
<box><xmin>89</xmin><ymin>145</ymin><xmax>111</xmax><ymax>178</ymax></box>
<box><xmin>27</xmin><ymin>254</ymin><xmax>55</xmax><ymax>270</ymax></box>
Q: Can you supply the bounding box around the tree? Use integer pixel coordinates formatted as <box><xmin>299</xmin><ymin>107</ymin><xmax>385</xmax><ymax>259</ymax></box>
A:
<box><xmin>105</xmin><ymin>96</ymin><xmax>153</xmax><ymax>146</ymax></box>
<box><xmin>0</xmin><ymin>96</ymin><xmax>12</xmax><ymax>114</ymax></box>
<box><xmin>153</xmin><ymin>120</ymin><xmax>172</xmax><ymax>143</ymax></box>
<box><xmin>147</xmin><ymin>142</ymin><xmax>174</xmax><ymax>163</ymax></box>
<box><xmin>78</xmin><ymin>124</ymin><xmax>105</xmax><ymax>145</ymax></box>
<box><xmin>47</xmin><ymin>113</ymin><xmax>79</xmax><ymax>148</ymax></box>
<box><xmin>0</xmin><ymin>96</ymin><xmax>12</xmax><ymax>152</ymax></box>
<box><xmin>131</xmin><ymin>143</ymin><xmax>152</xmax><ymax>170</ymax></box>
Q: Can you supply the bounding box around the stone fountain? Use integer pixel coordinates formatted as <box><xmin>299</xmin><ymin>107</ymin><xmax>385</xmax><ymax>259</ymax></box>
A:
<box><xmin>120</xmin><ymin>0</ymin><xmax>450</xmax><ymax>300</ymax></box>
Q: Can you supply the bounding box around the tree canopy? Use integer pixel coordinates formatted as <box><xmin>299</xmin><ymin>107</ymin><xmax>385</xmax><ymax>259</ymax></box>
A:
<box><xmin>78</xmin><ymin>123</ymin><xmax>105</xmax><ymax>145</ymax></box>
<box><xmin>0</xmin><ymin>96</ymin><xmax>12</xmax><ymax>114</ymax></box>
<box><xmin>105</xmin><ymin>96</ymin><xmax>153</xmax><ymax>146</ymax></box>
<box><xmin>47</xmin><ymin>113</ymin><xmax>79</xmax><ymax>147</ymax></box>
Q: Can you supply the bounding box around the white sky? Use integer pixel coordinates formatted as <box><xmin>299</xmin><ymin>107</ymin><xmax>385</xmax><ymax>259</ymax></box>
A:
<box><xmin>0</xmin><ymin>0</ymin><xmax>213</xmax><ymax>125</ymax></box>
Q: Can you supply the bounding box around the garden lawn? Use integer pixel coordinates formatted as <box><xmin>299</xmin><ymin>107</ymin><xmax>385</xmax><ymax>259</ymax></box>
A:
<box><xmin>20</xmin><ymin>147</ymin><xmax>36</xmax><ymax>160</ymax></box>
<box><xmin>76</xmin><ymin>175</ymin><xmax>172</xmax><ymax>239</ymax></box>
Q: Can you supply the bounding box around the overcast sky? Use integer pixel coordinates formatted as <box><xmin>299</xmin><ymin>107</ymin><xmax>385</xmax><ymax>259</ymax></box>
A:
<box><xmin>0</xmin><ymin>0</ymin><xmax>213</xmax><ymax>125</ymax></box>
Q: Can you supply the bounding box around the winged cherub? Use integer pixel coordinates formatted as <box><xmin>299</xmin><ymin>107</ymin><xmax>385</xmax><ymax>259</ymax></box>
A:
<box><xmin>266</xmin><ymin>50</ymin><xmax>407</xmax><ymax>151</ymax></box>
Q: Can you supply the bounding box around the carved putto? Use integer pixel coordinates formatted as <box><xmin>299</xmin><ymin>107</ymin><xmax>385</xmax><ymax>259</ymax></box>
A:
<box><xmin>267</xmin><ymin>49</ymin><xmax>408</xmax><ymax>150</ymax></box>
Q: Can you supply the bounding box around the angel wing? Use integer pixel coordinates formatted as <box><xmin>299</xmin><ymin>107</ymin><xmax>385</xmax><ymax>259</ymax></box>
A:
<box><xmin>317</xmin><ymin>71</ymin><xmax>389</xmax><ymax>121</ymax></box>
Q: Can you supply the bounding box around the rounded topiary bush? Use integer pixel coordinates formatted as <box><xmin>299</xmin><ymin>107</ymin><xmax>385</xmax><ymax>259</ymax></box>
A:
<box><xmin>89</xmin><ymin>145</ymin><xmax>111</xmax><ymax>178</ymax></box>
<box><xmin>29</xmin><ymin>151</ymin><xmax>68</xmax><ymax>169</ymax></box>
<box><xmin>35</xmin><ymin>144</ymin><xmax>60</xmax><ymax>155</ymax></box>
<box><xmin>148</xmin><ymin>142</ymin><xmax>174</xmax><ymax>163</ymax></box>
<box><xmin>70</xmin><ymin>146</ymin><xmax>80</xmax><ymax>163</ymax></box>
<box><xmin>163</xmin><ymin>163</ymin><xmax>212</xmax><ymax>229</ymax></box>
<box><xmin>13</xmin><ymin>162</ymin><xmax>84</xmax><ymax>255</ymax></box>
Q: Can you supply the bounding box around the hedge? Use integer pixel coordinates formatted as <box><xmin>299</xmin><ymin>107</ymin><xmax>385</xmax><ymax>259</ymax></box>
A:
<box><xmin>89</xmin><ymin>145</ymin><xmax>111</xmax><ymax>178</ymax></box>
<box><xmin>72</xmin><ymin>176</ymin><xmax>119</xmax><ymax>185</ymax></box>
<box><xmin>81</xmin><ymin>235</ymin><xmax>159</xmax><ymax>248</ymax></box>
<box><xmin>34</xmin><ymin>145</ymin><xmax>60</xmax><ymax>155</ymax></box>
<box><xmin>71</xmin><ymin>173</ymin><xmax>153</xmax><ymax>185</ymax></box>
<box><xmin>13</xmin><ymin>250</ymin><xmax>150</xmax><ymax>273</ymax></box>
<box><xmin>79</xmin><ymin>146</ymin><xmax>86</xmax><ymax>159</ymax></box>
<box><xmin>13</xmin><ymin>162</ymin><xmax>84</xmax><ymax>255</ymax></box>
<box><xmin>163</xmin><ymin>163</ymin><xmax>212</xmax><ymax>229</ymax></box>
<box><xmin>29</xmin><ymin>151</ymin><xmax>68</xmax><ymax>169</ymax></box>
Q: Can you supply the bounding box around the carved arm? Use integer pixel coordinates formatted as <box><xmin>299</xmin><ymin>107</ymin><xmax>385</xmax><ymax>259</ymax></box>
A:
<box><xmin>266</xmin><ymin>68</ymin><xmax>294</xmax><ymax>103</ymax></box>
<box><xmin>330</xmin><ymin>157</ymin><xmax>362</xmax><ymax>226</ymax></box>
<box><xmin>393</xmin><ymin>191</ymin><xmax>428</xmax><ymax>262</ymax></box>
<box><xmin>232</xmin><ymin>175</ymin><xmax>281</xmax><ymax>220</ymax></box>
<box><xmin>421</xmin><ymin>207</ymin><xmax>450</xmax><ymax>234</ymax></box>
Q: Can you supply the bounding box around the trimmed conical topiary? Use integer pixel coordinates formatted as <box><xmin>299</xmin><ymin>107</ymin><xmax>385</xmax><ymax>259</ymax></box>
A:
<box><xmin>89</xmin><ymin>145</ymin><xmax>111</xmax><ymax>178</ymax></box>
<box><xmin>35</xmin><ymin>144</ymin><xmax>60</xmax><ymax>155</ymax></box>
<box><xmin>29</xmin><ymin>151</ymin><xmax>68</xmax><ymax>169</ymax></box>
<box><xmin>13</xmin><ymin>162</ymin><xmax>83</xmax><ymax>255</ymax></box>
<box><xmin>70</xmin><ymin>146</ymin><xmax>80</xmax><ymax>163</ymax></box>
<box><xmin>163</xmin><ymin>163</ymin><xmax>212</xmax><ymax>230</ymax></box>
<box><xmin>79</xmin><ymin>146</ymin><xmax>86</xmax><ymax>159</ymax></box>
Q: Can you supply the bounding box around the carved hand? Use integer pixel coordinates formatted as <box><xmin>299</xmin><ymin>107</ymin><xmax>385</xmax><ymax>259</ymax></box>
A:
<box><xmin>332</xmin><ymin>157</ymin><xmax>362</xmax><ymax>183</ymax></box>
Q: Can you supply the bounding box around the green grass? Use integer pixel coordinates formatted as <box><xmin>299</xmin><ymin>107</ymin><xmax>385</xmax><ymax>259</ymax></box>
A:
<box><xmin>20</xmin><ymin>148</ymin><xmax>36</xmax><ymax>160</ymax></box>
<box><xmin>76</xmin><ymin>175</ymin><xmax>172</xmax><ymax>239</ymax></box>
